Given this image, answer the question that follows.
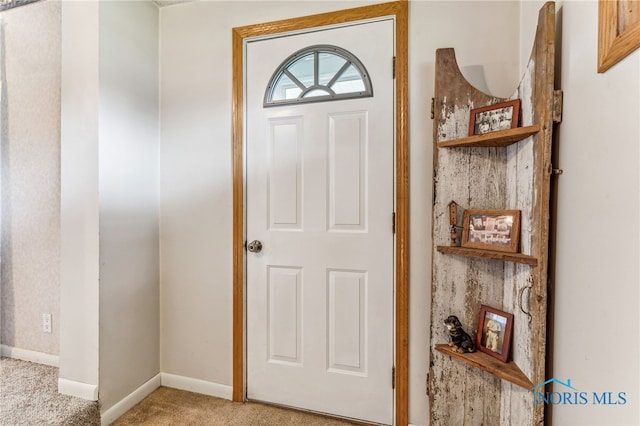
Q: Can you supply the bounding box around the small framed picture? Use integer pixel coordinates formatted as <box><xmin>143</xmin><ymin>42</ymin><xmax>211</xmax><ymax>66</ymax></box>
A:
<box><xmin>461</xmin><ymin>209</ymin><xmax>521</xmax><ymax>253</ymax></box>
<box><xmin>469</xmin><ymin>99</ymin><xmax>520</xmax><ymax>136</ymax></box>
<box><xmin>476</xmin><ymin>305</ymin><xmax>513</xmax><ymax>362</ymax></box>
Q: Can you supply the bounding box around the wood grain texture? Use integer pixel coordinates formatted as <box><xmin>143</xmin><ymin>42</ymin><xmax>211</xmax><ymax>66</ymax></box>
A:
<box><xmin>231</xmin><ymin>27</ymin><xmax>245</xmax><ymax>403</ymax></box>
<box><xmin>437</xmin><ymin>125</ymin><xmax>540</xmax><ymax>148</ymax></box>
<box><xmin>436</xmin><ymin>246</ymin><xmax>538</xmax><ymax>266</ymax></box>
<box><xmin>393</xmin><ymin>3</ymin><xmax>410</xmax><ymax>426</ymax></box>
<box><xmin>598</xmin><ymin>0</ymin><xmax>640</xmax><ymax>72</ymax></box>
<box><xmin>429</xmin><ymin>3</ymin><xmax>555</xmax><ymax>425</ymax></box>
<box><xmin>620</xmin><ymin>0</ymin><xmax>640</xmax><ymax>31</ymax></box>
<box><xmin>528</xmin><ymin>4</ymin><xmax>556</xmax><ymax>425</ymax></box>
<box><xmin>232</xmin><ymin>2</ymin><xmax>409</xmax><ymax>424</ymax></box>
<box><xmin>502</xmin><ymin>44</ymin><xmax>536</xmax><ymax>426</ymax></box>
<box><xmin>430</xmin><ymin>47</ymin><xmax>508</xmax><ymax>426</ymax></box>
<box><xmin>434</xmin><ymin>345</ymin><xmax>534</xmax><ymax>389</ymax></box>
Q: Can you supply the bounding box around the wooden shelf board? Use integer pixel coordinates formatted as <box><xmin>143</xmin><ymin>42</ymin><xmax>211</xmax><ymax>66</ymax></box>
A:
<box><xmin>437</xmin><ymin>245</ymin><xmax>538</xmax><ymax>266</ymax></box>
<box><xmin>437</xmin><ymin>124</ymin><xmax>540</xmax><ymax>148</ymax></box>
<box><xmin>435</xmin><ymin>344</ymin><xmax>534</xmax><ymax>389</ymax></box>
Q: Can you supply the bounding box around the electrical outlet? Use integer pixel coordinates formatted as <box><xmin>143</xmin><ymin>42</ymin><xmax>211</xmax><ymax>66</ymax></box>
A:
<box><xmin>42</xmin><ymin>313</ymin><xmax>52</xmax><ymax>333</ymax></box>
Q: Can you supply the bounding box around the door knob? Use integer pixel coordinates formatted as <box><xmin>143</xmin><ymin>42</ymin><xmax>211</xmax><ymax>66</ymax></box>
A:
<box><xmin>247</xmin><ymin>240</ymin><xmax>263</xmax><ymax>253</ymax></box>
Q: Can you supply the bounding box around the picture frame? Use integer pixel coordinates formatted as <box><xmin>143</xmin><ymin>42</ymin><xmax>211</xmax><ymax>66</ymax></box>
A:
<box><xmin>476</xmin><ymin>305</ymin><xmax>513</xmax><ymax>362</ymax></box>
<box><xmin>598</xmin><ymin>0</ymin><xmax>640</xmax><ymax>73</ymax></box>
<box><xmin>461</xmin><ymin>209</ymin><xmax>521</xmax><ymax>253</ymax></box>
<box><xmin>468</xmin><ymin>99</ymin><xmax>520</xmax><ymax>136</ymax></box>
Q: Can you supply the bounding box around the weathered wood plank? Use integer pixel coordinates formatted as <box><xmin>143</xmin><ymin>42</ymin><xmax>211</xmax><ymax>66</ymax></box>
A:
<box><xmin>430</xmin><ymin>3</ymin><xmax>556</xmax><ymax>426</ymax></box>
<box><xmin>502</xmin><ymin>51</ymin><xmax>537</xmax><ymax>426</ymax></box>
<box><xmin>430</xmin><ymin>47</ymin><xmax>507</xmax><ymax>426</ymax></box>
<box><xmin>529</xmin><ymin>4</ymin><xmax>556</xmax><ymax>425</ymax></box>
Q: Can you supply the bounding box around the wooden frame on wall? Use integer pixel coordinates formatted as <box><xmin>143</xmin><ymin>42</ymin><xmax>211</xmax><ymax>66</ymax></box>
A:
<box><xmin>231</xmin><ymin>2</ymin><xmax>409</xmax><ymax>424</ymax></box>
<box><xmin>598</xmin><ymin>0</ymin><xmax>640</xmax><ymax>72</ymax></box>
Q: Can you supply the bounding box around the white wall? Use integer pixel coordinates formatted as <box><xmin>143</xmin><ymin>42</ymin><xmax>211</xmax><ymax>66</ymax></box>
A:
<box><xmin>159</xmin><ymin>2</ymin><xmax>519</xmax><ymax>424</ymax></box>
<box><xmin>60</xmin><ymin>0</ymin><xmax>160</xmax><ymax>408</ymax></box>
<box><xmin>522</xmin><ymin>1</ymin><xmax>640</xmax><ymax>425</ymax></box>
<box><xmin>60</xmin><ymin>0</ymin><xmax>100</xmax><ymax>389</ymax></box>
<box><xmin>159</xmin><ymin>0</ymin><xmax>377</xmax><ymax>389</ymax></box>
<box><xmin>0</xmin><ymin>0</ymin><xmax>60</xmax><ymax>356</ymax></box>
<box><xmin>98</xmin><ymin>0</ymin><xmax>160</xmax><ymax>412</ymax></box>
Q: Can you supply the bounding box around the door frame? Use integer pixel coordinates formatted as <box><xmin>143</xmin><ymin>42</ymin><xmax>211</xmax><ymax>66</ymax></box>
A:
<box><xmin>231</xmin><ymin>2</ymin><xmax>409</xmax><ymax>424</ymax></box>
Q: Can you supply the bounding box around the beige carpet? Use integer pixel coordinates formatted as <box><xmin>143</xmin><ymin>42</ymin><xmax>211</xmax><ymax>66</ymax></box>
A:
<box><xmin>0</xmin><ymin>357</ymin><xmax>100</xmax><ymax>425</ymax></box>
<box><xmin>114</xmin><ymin>387</ymin><xmax>358</xmax><ymax>425</ymax></box>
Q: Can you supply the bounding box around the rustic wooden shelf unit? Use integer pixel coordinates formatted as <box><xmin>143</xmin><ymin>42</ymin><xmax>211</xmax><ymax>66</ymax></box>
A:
<box><xmin>429</xmin><ymin>3</ymin><xmax>557</xmax><ymax>425</ymax></box>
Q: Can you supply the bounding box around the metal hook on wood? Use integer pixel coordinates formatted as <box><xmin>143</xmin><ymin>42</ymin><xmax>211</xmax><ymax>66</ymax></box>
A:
<box><xmin>518</xmin><ymin>284</ymin><xmax>533</xmax><ymax>324</ymax></box>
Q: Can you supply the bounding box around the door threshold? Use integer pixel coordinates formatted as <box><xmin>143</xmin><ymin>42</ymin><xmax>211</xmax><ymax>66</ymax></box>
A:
<box><xmin>245</xmin><ymin>399</ymin><xmax>386</xmax><ymax>426</ymax></box>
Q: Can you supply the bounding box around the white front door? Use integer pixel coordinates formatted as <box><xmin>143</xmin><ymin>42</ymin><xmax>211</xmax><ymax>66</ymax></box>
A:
<box><xmin>246</xmin><ymin>19</ymin><xmax>395</xmax><ymax>424</ymax></box>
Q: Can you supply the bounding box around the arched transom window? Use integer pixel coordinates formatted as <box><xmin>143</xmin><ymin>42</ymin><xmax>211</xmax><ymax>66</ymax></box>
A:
<box><xmin>264</xmin><ymin>45</ymin><xmax>373</xmax><ymax>107</ymax></box>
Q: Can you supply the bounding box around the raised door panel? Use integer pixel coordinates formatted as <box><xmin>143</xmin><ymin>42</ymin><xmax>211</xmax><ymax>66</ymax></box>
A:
<box><xmin>268</xmin><ymin>117</ymin><xmax>302</xmax><ymax>230</ymax></box>
<box><xmin>327</xmin><ymin>269</ymin><xmax>367</xmax><ymax>375</ymax></box>
<box><xmin>268</xmin><ymin>266</ymin><xmax>303</xmax><ymax>365</ymax></box>
<box><xmin>328</xmin><ymin>112</ymin><xmax>367</xmax><ymax>232</ymax></box>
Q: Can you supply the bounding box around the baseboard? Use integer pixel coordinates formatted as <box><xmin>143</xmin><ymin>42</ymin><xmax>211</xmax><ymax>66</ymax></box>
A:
<box><xmin>100</xmin><ymin>373</ymin><xmax>161</xmax><ymax>426</ymax></box>
<box><xmin>0</xmin><ymin>344</ymin><xmax>59</xmax><ymax>367</ymax></box>
<box><xmin>58</xmin><ymin>378</ymin><xmax>99</xmax><ymax>401</ymax></box>
<box><xmin>161</xmin><ymin>372</ymin><xmax>232</xmax><ymax>400</ymax></box>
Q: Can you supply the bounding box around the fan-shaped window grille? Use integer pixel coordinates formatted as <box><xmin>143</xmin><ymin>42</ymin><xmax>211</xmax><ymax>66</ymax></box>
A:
<box><xmin>264</xmin><ymin>45</ymin><xmax>373</xmax><ymax>107</ymax></box>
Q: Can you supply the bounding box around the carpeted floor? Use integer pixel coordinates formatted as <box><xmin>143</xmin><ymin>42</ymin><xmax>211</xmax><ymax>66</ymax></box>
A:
<box><xmin>113</xmin><ymin>387</ymin><xmax>357</xmax><ymax>426</ymax></box>
<box><xmin>0</xmin><ymin>356</ymin><xmax>358</xmax><ymax>425</ymax></box>
<box><xmin>0</xmin><ymin>357</ymin><xmax>100</xmax><ymax>425</ymax></box>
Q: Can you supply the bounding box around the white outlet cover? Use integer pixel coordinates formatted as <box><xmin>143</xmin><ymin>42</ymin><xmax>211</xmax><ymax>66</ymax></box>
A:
<box><xmin>43</xmin><ymin>313</ymin><xmax>52</xmax><ymax>333</ymax></box>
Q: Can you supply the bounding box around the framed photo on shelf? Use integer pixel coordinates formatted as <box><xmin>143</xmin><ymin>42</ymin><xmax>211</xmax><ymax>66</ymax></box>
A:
<box><xmin>469</xmin><ymin>99</ymin><xmax>520</xmax><ymax>136</ymax></box>
<box><xmin>461</xmin><ymin>209</ymin><xmax>521</xmax><ymax>253</ymax></box>
<box><xmin>476</xmin><ymin>305</ymin><xmax>513</xmax><ymax>362</ymax></box>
